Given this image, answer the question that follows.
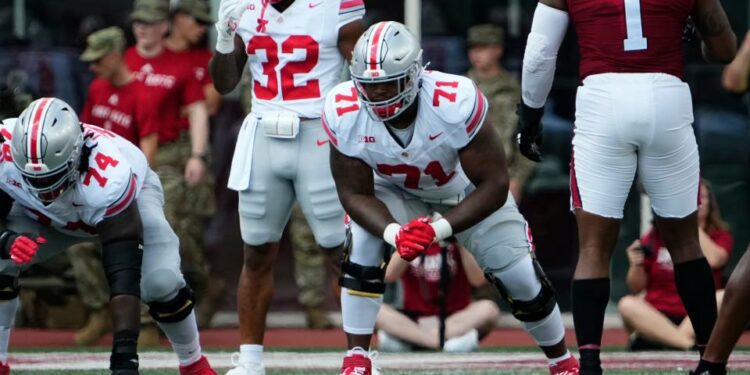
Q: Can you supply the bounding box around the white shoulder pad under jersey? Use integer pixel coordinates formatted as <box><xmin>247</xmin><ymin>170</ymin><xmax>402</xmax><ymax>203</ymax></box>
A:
<box><xmin>322</xmin><ymin>71</ymin><xmax>489</xmax><ymax>202</ymax></box>
<box><xmin>236</xmin><ymin>0</ymin><xmax>365</xmax><ymax>119</ymax></box>
<box><xmin>418</xmin><ymin>70</ymin><xmax>489</xmax><ymax>149</ymax></box>
<box><xmin>72</xmin><ymin>125</ymin><xmax>148</xmax><ymax>225</ymax></box>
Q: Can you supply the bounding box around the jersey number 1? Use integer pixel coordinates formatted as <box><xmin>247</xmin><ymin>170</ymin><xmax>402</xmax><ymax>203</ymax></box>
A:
<box><xmin>623</xmin><ymin>0</ymin><xmax>648</xmax><ymax>51</ymax></box>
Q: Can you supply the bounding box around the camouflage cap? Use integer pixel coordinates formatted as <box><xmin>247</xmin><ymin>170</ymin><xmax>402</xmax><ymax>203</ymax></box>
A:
<box><xmin>174</xmin><ymin>0</ymin><xmax>214</xmax><ymax>24</ymax></box>
<box><xmin>80</xmin><ymin>26</ymin><xmax>126</xmax><ymax>62</ymax></box>
<box><xmin>131</xmin><ymin>0</ymin><xmax>170</xmax><ymax>23</ymax></box>
<box><xmin>467</xmin><ymin>24</ymin><xmax>504</xmax><ymax>47</ymax></box>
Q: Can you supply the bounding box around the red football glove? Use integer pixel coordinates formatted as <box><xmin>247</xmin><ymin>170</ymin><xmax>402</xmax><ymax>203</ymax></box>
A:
<box><xmin>9</xmin><ymin>235</ymin><xmax>46</xmax><ymax>265</ymax></box>
<box><xmin>395</xmin><ymin>217</ymin><xmax>436</xmax><ymax>261</ymax></box>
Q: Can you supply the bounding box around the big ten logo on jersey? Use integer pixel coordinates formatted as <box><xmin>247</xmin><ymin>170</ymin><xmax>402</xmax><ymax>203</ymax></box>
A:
<box><xmin>246</xmin><ymin>35</ymin><xmax>320</xmax><ymax>100</ymax></box>
<box><xmin>358</xmin><ymin>135</ymin><xmax>375</xmax><ymax>143</ymax></box>
<box><xmin>1</xmin><ymin>128</ymin><xmax>13</xmax><ymax>163</ymax></box>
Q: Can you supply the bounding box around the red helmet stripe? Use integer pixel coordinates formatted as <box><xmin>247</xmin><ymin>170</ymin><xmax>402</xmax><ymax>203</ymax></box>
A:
<box><xmin>29</xmin><ymin>98</ymin><xmax>52</xmax><ymax>163</ymax></box>
<box><xmin>368</xmin><ymin>22</ymin><xmax>391</xmax><ymax>71</ymax></box>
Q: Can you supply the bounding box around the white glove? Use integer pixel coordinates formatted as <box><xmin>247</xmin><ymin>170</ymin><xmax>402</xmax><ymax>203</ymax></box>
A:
<box><xmin>215</xmin><ymin>0</ymin><xmax>248</xmax><ymax>54</ymax></box>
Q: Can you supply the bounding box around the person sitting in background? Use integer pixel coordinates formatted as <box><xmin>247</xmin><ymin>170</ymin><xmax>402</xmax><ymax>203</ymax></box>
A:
<box><xmin>376</xmin><ymin>240</ymin><xmax>500</xmax><ymax>353</ymax></box>
<box><xmin>618</xmin><ymin>179</ymin><xmax>732</xmax><ymax>351</ymax></box>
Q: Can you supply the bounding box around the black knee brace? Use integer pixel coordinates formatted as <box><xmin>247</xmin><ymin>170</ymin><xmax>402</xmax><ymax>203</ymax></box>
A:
<box><xmin>147</xmin><ymin>286</ymin><xmax>195</xmax><ymax>323</ymax></box>
<box><xmin>486</xmin><ymin>255</ymin><xmax>558</xmax><ymax>322</ymax></box>
<box><xmin>0</xmin><ymin>275</ymin><xmax>18</xmax><ymax>300</ymax></box>
<box><xmin>110</xmin><ymin>329</ymin><xmax>138</xmax><ymax>372</ymax></box>
<box><xmin>339</xmin><ymin>240</ymin><xmax>389</xmax><ymax>297</ymax></box>
<box><xmin>102</xmin><ymin>239</ymin><xmax>143</xmax><ymax>298</ymax></box>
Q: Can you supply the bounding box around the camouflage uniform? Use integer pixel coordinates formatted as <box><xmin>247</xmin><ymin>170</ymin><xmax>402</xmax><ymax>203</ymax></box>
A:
<box><xmin>465</xmin><ymin>24</ymin><xmax>535</xmax><ymax>186</ymax></box>
<box><xmin>155</xmin><ymin>132</ymin><xmax>216</xmax><ymax>296</ymax></box>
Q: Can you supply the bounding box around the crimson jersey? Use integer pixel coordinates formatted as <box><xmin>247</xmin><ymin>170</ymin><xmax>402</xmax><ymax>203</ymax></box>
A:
<box><xmin>641</xmin><ymin>227</ymin><xmax>732</xmax><ymax>318</ymax></box>
<box><xmin>124</xmin><ymin>47</ymin><xmax>204</xmax><ymax>144</ymax></box>
<box><xmin>568</xmin><ymin>0</ymin><xmax>694</xmax><ymax>80</ymax></box>
<box><xmin>401</xmin><ymin>242</ymin><xmax>471</xmax><ymax>317</ymax></box>
<box><xmin>81</xmin><ymin>77</ymin><xmax>158</xmax><ymax>144</ymax></box>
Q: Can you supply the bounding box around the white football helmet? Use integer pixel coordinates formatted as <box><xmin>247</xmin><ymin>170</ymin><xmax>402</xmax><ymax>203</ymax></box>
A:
<box><xmin>12</xmin><ymin>97</ymin><xmax>84</xmax><ymax>203</ymax></box>
<box><xmin>350</xmin><ymin>21</ymin><xmax>423</xmax><ymax>121</ymax></box>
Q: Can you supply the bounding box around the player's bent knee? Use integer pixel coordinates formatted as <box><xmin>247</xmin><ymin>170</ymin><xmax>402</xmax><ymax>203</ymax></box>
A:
<box><xmin>340</xmin><ymin>259</ymin><xmax>385</xmax><ymax>298</ymax></box>
<box><xmin>141</xmin><ymin>268</ymin><xmax>184</xmax><ymax>302</ymax></box>
<box><xmin>0</xmin><ymin>275</ymin><xmax>18</xmax><ymax>301</ymax></box>
<box><xmin>147</xmin><ymin>285</ymin><xmax>195</xmax><ymax>323</ymax></box>
<box><xmin>486</xmin><ymin>255</ymin><xmax>557</xmax><ymax>323</ymax></box>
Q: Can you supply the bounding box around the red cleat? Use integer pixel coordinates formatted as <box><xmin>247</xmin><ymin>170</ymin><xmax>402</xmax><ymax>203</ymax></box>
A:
<box><xmin>341</xmin><ymin>348</ymin><xmax>380</xmax><ymax>375</ymax></box>
<box><xmin>0</xmin><ymin>362</ymin><xmax>8</xmax><ymax>375</ymax></box>
<box><xmin>179</xmin><ymin>355</ymin><xmax>217</xmax><ymax>375</ymax></box>
<box><xmin>549</xmin><ymin>355</ymin><xmax>580</xmax><ymax>375</ymax></box>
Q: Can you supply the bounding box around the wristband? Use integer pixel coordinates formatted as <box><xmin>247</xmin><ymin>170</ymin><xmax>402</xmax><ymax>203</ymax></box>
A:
<box><xmin>383</xmin><ymin>223</ymin><xmax>400</xmax><ymax>248</ymax></box>
<box><xmin>191</xmin><ymin>153</ymin><xmax>208</xmax><ymax>163</ymax></box>
<box><xmin>430</xmin><ymin>218</ymin><xmax>453</xmax><ymax>240</ymax></box>
<box><xmin>215</xmin><ymin>34</ymin><xmax>235</xmax><ymax>54</ymax></box>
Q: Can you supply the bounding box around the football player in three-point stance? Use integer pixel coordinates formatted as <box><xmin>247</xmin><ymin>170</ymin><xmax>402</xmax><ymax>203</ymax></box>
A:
<box><xmin>0</xmin><ymin>98</ymin><xmax>216</xmax><ymax>375</ymax></box>
<box><xmin>324</xmin><ymin>21</ymin><xmax>579</xmax><ymax>375</ymax></box>
<box><xmin>209</xmin><ymin>0</ymin><xmax>364</xmax><ymax>373</ymax></box>
<box><xmin>517</xmin><ymin>1</ymin><xmax>736</xmax><ymax>373</ymax></box>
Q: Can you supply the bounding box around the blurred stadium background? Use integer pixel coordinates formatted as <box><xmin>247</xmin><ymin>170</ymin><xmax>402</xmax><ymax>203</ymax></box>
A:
<box><xmin>0</xmin><ymin>0</ymin><xmax>749</xmax><ymax>373</ymax></box>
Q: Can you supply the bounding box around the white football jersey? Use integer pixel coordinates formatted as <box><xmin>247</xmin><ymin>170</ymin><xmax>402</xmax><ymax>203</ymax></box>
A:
<box><xmin>236</xmin><ymin>0</ymin><xmax>365</xmax><ymax>118</ymax></box>
<box><xmin>322</xmin><ymin>70</ymin><xmax>489</xmax><ymax>202</ymax></box>
<box><xmin>0</xmin><ymin>119</ymin><xmax>148</xmax><ymax>236</ymax></box>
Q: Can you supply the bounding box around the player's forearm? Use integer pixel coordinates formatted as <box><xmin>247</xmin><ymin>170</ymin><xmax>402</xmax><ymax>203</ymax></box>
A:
<box><xmin>521</xmin><ymin>3</ymin><xmax>568</xmax><ymax>108</ymax></box>
<box><xmin>442</xmin><ymin>175</ymin><xmax>508</xmax><ymax>234</ymax></box>
<box><xmin>209</xmin><ymin>52</ymin><xmax>242</xmax><ymax>94</ymax></box>
<box><xmin>340</xmin><ymin>193</ymin><xmax>397</xmax><ymax>240</ymax></box>
<box><xmin>186</xmin><ymin>102</ymin><xmax>209</xmax><ymax>156</ymax></box>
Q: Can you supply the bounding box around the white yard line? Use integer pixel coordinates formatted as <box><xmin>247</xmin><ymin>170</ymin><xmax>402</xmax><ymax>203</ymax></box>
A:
<box><xmin>7</xmin><ymin>351</ymin><xmax>750</xmax><ymax>371</ymax></box>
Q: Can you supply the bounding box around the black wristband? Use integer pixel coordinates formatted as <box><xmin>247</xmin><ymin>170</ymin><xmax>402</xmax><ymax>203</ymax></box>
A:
<box><xmin>0</xmin><ymin>230</ymin><xmax>17</xmax><ymax>259</ymax></box>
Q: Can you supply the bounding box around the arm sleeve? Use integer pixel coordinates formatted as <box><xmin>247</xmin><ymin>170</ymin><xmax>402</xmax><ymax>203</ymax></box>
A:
<box><xmin>521</xmin><ymin>2</ymin><xmax>569</xmax><ymax>108</ymax></box>
<box><xmin>463</xmin><ymin>85</ymin><xmax>489</xmax><ymax>142</ymax></box>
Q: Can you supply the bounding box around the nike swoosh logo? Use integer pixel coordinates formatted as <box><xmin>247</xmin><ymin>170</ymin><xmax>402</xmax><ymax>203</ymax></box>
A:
<box><xmin>428</xmin><ymin>132</ymin><xmax>443</xmax><ymax>141</ymax></box>
<box><xmin>316</xmin><ymin>139</ymin><xmax>329</xmax><ymax>146</ymax></box>
<box><xmin>72</xmin><ymin>202</ymin><xmax>84</xmax><ymax>207</ymax></box>
<box><xmin>308</xmin><ymin>1</ymin><xmax>322</xmax><ymax>7</ymax></box>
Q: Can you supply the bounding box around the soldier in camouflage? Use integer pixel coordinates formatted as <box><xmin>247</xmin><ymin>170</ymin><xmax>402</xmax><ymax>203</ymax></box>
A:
<box><xmin>465</xmin><ymin>24</ymin><xmax>535</xmax><ymax>202</ymax></box>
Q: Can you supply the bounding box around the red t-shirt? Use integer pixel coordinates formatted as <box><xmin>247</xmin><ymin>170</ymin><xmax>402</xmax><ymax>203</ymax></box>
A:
<box><xmin>567</xmin><ymin>0</ymin><xmax>693</xmax><ymax>80</ymax></box>
<box><xmin>165</xmin><ymin>46</ymin><xmax>214</xmax><ymax>130</ymax></box>
<box><xmin>124</xmin><ymin>46</ymin><xmax>204</xmax><ymax>144</ymax></box>
<box><xmin>401</xmin><ymin>242</ymin><xmax>471</xmax><ymax>317</ymax></box>
<box><xmin>80</xmin><ymin>77</ymin><xmax>158</xmax><ymax>145</ymax></box>
<box><xmin>641</xmin><ymin>227</ymin><xmax>733</xmax><ymax>318</ymax></box>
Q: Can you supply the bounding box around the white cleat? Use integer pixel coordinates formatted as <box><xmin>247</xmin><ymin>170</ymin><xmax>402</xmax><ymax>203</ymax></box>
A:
<box><xmin>225</xmin><ymin>353</ymin><xmax>265</xmax><ymax>375</ymax></box>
